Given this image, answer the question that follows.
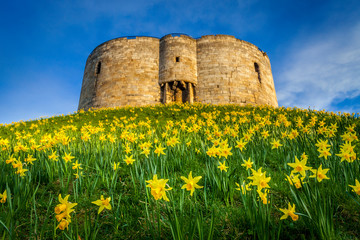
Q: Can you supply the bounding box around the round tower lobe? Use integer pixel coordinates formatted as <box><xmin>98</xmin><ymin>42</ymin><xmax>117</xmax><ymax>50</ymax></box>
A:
<box><xmin>159</xmin><ymin>34</ymin><xmax>197</xmax><ymax>104</ymax></box>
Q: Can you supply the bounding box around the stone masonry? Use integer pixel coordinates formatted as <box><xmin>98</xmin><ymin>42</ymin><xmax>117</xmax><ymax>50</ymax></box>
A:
<box><xmin>78</xmin><ymin>34</ymin><xmax>278</xmax><ymax>110</ymax></box>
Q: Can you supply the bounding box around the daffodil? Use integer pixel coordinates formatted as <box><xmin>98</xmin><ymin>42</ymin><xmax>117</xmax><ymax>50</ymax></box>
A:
<box><xmin>49</xmin><ymin>150</ymin><xmax>59</xmax><ymax>161</ymax></box>
<box><xmin>241</xmin><ymin>158</ymin><xmax>253</xmax><ymax>170</ymax></box>
<box><xmin>218</xmin><ymin>161</ymin><xmax>229</xmax><ymax>172</ymax></box>
<box><xmin>248</xmin><ymin>167</ymin><xmax>271</xmax><ymax>190</ymax></box>
<box><xmin>235</xmin><ymin>181</ymin><xmax>251</xmax><ymax>195</ymax></box>
<box><xmin>24</xmin><ymin>154</ymin><xmax>36</xmax><ymax>165</ymax></box>
<box><xmin>0</xmin><ymin>190</ymin><xmax>7</xmax><ymax>203</ymax></box>
<box><xmin>180</xmin><ymin>171</ymin><xmax>203</xmax><ymax>196</ymax></box>
<box><xmin>287</xmin><ymin>156</ymin><xmax>312</xmax><ymax>177</ymax></box>
<box><xmin>72</xmin><ymin>160</ymin><xmax>82</xmax><ymax>170</ymax></box>
<box><xmin>57</xmin><ymin>219</ymin><xmax>70</xmax><ymax>230</ymax></box>
<box><xmin>166</xmin><ymin>136</ymin><xmax>180</xmax><ymax>147</ymax></box>
<box><xmin>63</xmin><ymin>152</ymin><xmax>75</xmax><ymax>163</ymax></box>
<box><xmin>270</xmin><ymin>139</ymin><xmax>282</xmax><ymax>149</ymax></box>
<box><xmin>309</xmin><ymin>164</ymin><xmax>330</xmax><ymax>182</ymax></box>
<box><xmin>285</xmin><ymin>174</ymin><xmax>305</xmax><ymax>189</ymax></box>
<box><xmin>349</xmin><ymin>179</ymin><xmax>360</xmax><ymax>195</ymax></box>
<box><xmin>279</xmin><ymin>203</ymin><xmax>299</xmax><ymax>221</ymax></box>
<box><xmin>55</xmin><ymin>194</ymin><xmax>77</xmax><ymax>230</ymax></box>
<box><xmin>318</xmin><ymin>148</ymin><xmax>331</xmax><ymax>160</ymax></box>
<box><xmin>146</xmin><ymin>174</ymin><xmax>172</xmax><ymax>201</ymax></box>
<box><xmin>235</xmin><ymin>139</ymin><xmax>247</xmax><ymax>151</ymax></box>
<box><xmin>141</xmin><ymin>147</ymin><xmax>150</xmax><ymax>157</ymax></box>
<box><xmin>6</xmin><ymin>155</ymin><xmax>16</xmax><ymax>164</ymax></box>
<box><xmin>219</xmin><ymin>145</ymin><xmax>232</xmax><ymax>159</ymax></box>
<box><xmin>124</xmin><ymin>155</ymin><xmax>135</xmax><ymax>165</ymax></box>
<box><xmin>92</xmin><ymin>195</ymin><xmax>112</xmax><ymax>214</ymax></box>
<box><xmin>257</xmin><ymin>189</ymin><xmax>270</xmax><ymax>204</ymax></box>
<box><xmin>154</xmin><ymin>144</ymin><xmax>166</xmax><ymax>156</ymax></box>
<box><xmin>113</xmin><ymin>162</ymin><xmax>120</xmax><ymax>171</ymax></box>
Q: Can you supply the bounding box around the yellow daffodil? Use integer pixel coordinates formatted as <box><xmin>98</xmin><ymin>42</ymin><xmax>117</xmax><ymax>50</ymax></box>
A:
<box><xmin>49</xmin><ymin>150</ymin><xmax>59</xmax><ymax>161</ymax></box>
<box><xmin>280</xmin><ymin>203</ymin><xmax>299</xmax><ymax>221</ymax></box>
<box><xmin>218</xmin><ymin>161</ymin><xmax>229</xmax><ymax>172</ymax></box>
<box><xmin>248</xmin><ymin>167</ymin><xmax>271</xmax><ymax>190</ymax></box>
<box><xmin>309</xmin><ymin>164</ymin><xmax>330</xmax><ymax>182</ymax></box>
<box><xmin>92</xmin><ymin>195</ymin><xmax>112</xmax><ymax>214</ymax></box>
<box><xmin>286</xmin><ymin>174</ymin><xmax>305</xmax><ymax>189</ymax></box>
<box><xmin>63</xmin><ymin>152</ymin><xmax>75</xmax><ymax>163</ymax></box>
<box><xmin>315</xmin><ymin>139</ymin><xmax>330</xmax><ymax>150</ymax></box>
<box><xmin>113</xmin><ymin>162</ymin><xmax>120</xmax><ymax>171</ymax></box>
<box><xmin>0</xmin><ymin>190</ymin><xmax>7</xmax><ymax>203</ymax></box>
<box><xmin>146</xmin><ymin>174</ymin><xmax>172</xmax><ymax>201</ymax></box>
<box><xmin>24</xmin><ymin>154</ymin><xmax>36</xmax><ymax>165</ymax></box>
<box><xmin>6</xmin><ymin>155</ymin><xmax>16</xmax><ymax>164</ymax></box>
<box><xmin>180</xmin><ymin>171</ymin><xmax>203</xmax><ymax>196</ymax></box>
<box><xmin>55</xmin><ymin>194</ymin><xmax>77</xmax><ymax>230</ymax></box>
<box><xmin>219</xmin><ymin>145</ymin><xmax>232</xmax><ymax>159</ymax></box>
<box><xmin>166</xmin><ymin>136</ymin><xmax>180</xmax><ymax>147</ymax></box>
<box><xmin>257</xmin><ymin>189</ymin><xmax>270</xmax><ymax>204</ymax></box>
<box><xmin>349</xmin><ymin>179</ymin><xmax>360</xmax><ymax>195</ymax></box>
<box><xmin>270</xmin><ymin>139</ymin><xmax>282</xmax><ymax>149</ymax></box>
<box><xmin>287</xmin><ymin>156</ymin><xmax>312</xmax><ymax>177</ymax></box>
<box><xmin>235</xmin><ymin>181</ymin><xmax>251</xmax><ymax>195</ymax></box>
<box><xmin>124</xmin><ymin>155</ymin><xmax>135</xmax><ymax>165</ymax></box>
<box><xmin>154</xmin><ymin>144</ymin><xmax>166</xmax><ymax>156</ymax></box>
<box><xmin>261</xmin><ymin>130</ymin><xmax>270</xmax><ymax>139</ymax></box>
<box><xmin>318</xmin><ymin>148</ymin><xmax>331</xmax><ymax>160</ymax></box>
<box><xmin>57</xmin><ymin>219</ymin><xmax>70</xmax><ymax>230</ymax></box>
<box><xmin>241</xmin><ymin>158</ymin><xmax>253</xmax><ymax>170</ymax></box>
<box><xmin>72</xmin><ymin>160</ymin><xmax>82</xmax><ymax>170</ymax></box>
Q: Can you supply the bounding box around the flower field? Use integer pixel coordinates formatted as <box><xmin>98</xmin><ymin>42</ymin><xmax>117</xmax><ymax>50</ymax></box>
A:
<box><xmin>0</xmin><ymin>103</ymin><xmax>359</xmax><ymax>239</ymax></box>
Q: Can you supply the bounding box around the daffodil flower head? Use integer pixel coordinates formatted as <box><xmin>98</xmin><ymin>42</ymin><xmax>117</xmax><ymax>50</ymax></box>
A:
<box><xmin>180</xmin><ymin>171</ymin><xmax>203</xmax><ymax>196</ymax></box>
<box><xmin>124</xmin><ymin>155</ymin><xmax>135</xmax><ymax>165</ymax></box>
<box><xmin>349</xmin><ymin>179</ymin><xmax>360</xmax><ymax>196</ymax></box>
<box><xmin>241</xmin><ymin>158</ymin><xmax>253</xmax><ymax>170</ymax></box>
<box><xmin>92</xmin><ymin>195</ymin><xmax>112</xmax><ymax>214</ymax></box>
<box><xmin>0</xmin><ymin>190</ymin><xmax>7</xmax><ymax>203</ymax></box>
<box><xmin>218</xmin><ymin>161</ymin><xmax>229</xmax><ymax>172</ymax></box>
<box><xmin>56</xmin><ymin>219</ymin><xmax>70</xmax><ymax>230</ymax></box>
<box><xmin>309</xmin><ymin>164</ymin><xmax>330</xmax><ymax>182</ymax></box>
<box><xmin>288</xmin><ymin>156</ymin><xmax>312</xmax><ymax>177</ymax></box>
<box><xmin>280</xmin><ymin>203</ymin><xmax>299</xmax><ymax>221</ymax></box>
<box><xmin>146</xmin><ymin>174</ymin><xmax>172</xmax><ymax>201</ymax></box>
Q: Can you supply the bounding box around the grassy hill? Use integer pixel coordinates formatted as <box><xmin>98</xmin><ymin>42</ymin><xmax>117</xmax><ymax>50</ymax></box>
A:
<box><xmin>0</xmin><ymin>103</ymin><xmax>359</xmax><ymax>239</ymax></box>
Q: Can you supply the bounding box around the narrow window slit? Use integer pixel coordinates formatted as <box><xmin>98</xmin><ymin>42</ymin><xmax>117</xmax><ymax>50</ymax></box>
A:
<box><xmin>175</xmin><ymin>57</ymin><xmax>180</xmax><ymax>62</ymax></box>
<box><xmin>254</xmin><ymin>62</ymin><xmax>261</xmax><ymax>83</ymax></box>
<box><xmin>96</xmin><ymin>62</ymin><xmax>101</xmax><ymax>75</ymax></box>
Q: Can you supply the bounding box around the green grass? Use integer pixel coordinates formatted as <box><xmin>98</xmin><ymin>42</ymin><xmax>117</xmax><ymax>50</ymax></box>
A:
<box><xmin>0</xmin><ymin>103</ymin><xmax>359</xmax><ymax>239</ymax></box>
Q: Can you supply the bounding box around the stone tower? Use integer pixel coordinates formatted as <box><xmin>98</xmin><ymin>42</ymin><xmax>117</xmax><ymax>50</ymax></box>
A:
<box><xmin>78</xmin><ymin>34</ymin><xmax>278</xmax><ymax>110</ymax></box>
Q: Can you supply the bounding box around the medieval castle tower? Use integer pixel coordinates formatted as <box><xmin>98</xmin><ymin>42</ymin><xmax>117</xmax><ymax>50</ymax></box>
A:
<box><xmin>78</xmin><ymin>34</ymin><xmax>278</xmax><ymax>110</ymax></box>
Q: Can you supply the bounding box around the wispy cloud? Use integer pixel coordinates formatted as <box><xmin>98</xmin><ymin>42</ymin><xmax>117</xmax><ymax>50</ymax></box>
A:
<box><xmin>276</xmin><ymin>22</ymin><xmax>360</xmax><ymax>112</ymax></box>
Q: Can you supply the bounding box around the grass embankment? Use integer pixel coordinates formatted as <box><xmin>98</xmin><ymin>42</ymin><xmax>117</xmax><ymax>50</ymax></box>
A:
<box><xmin>0</xmin><ymin>103</ymin><xmax>359</xmax><ymax>239</ymax></box>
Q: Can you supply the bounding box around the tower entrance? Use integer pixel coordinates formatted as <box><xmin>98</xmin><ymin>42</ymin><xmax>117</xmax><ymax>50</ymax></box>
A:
<box><xmin>160</xmin><ymin>81</ymin><xmax>195</xmax><ymax>104</ymax></box>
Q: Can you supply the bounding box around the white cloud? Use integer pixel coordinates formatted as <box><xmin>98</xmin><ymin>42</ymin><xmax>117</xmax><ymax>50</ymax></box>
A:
<box><xmin>276</xmin><ymin>22</ymin><xmax>360</xmax><ymax>112</ymax></box>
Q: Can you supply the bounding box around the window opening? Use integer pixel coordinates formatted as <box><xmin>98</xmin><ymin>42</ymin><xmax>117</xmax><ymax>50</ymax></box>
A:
<box><xmin>96</xmin><ymin>62</ymin><xmax>101</xmax><ymax>75</ymax></box>
<box><xmin>254</xmin><ymin>62</ymin><xmax>261</xmax><ymax>83</ymax></box>
<box><xmin>176</xmin><ymin>57</ymin><xmax>180</xmax><ymax>62</ymax></box>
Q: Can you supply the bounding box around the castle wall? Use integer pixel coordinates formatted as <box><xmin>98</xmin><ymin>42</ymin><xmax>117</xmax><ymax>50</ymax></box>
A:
<box><xmin>78</xmin><ymin>37</ymin><xmax>160</xmax><ymax>110</ymax></box>
<box><xmin>196</xmin><ymin>35</ymin><xmax>277</xmax><ymax>106</ymax></box>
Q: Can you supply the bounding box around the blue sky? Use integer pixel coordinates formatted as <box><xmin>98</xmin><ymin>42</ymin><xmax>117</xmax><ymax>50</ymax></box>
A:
<box><xmin>1</xmin><ymin>0</ymin><xmax>360</xmax><ymax>124</ymax></box>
